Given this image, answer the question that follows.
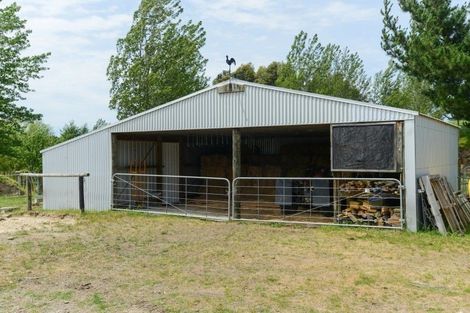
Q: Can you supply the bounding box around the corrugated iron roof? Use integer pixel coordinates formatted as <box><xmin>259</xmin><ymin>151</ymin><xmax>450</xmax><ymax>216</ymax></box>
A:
<box><xmin>42</xmin><ymin>79</ymin><xmax>446</xmax><ymax>153</ymax></box>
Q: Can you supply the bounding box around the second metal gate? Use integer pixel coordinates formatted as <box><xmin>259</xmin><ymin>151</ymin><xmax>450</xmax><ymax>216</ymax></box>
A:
<box><xmin>232</xmin><ymin>177</ymin><xmax>404</xmax><ymax>229</ymax></box>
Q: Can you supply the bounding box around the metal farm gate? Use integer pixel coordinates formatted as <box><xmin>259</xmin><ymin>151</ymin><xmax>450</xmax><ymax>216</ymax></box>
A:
<box><xmin>232</xmin><ymin>177</ymin><xmax>404</xmax><ymax>229</ymax></box>
<box><xmin>112</xmin><ymin>173</ymin><xmax>231</xmax><ymax>220</ymax></box>
<box><xmin>112</xmin><ymin>173</ymin><xmax>404</xmax><ymax>229</ymax></box>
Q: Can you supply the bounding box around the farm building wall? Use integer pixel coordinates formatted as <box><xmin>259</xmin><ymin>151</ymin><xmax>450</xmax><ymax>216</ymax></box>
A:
<box><xmin>43</xmin><ymin>129</ymin><xmax>112</xmax><ymax>210</ymax></box>
<box><xmin>415</xmin><ymin>116</ymin><xmax>459</xmax><ymax>189</ymax></box>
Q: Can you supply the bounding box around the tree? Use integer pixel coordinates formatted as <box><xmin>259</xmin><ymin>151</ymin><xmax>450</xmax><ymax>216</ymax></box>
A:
<box><xmin>59</xmin><ymin>121</ymin><xmax>88</xmax><ymax>142</ymax></box>
<box><xmin>212</xmin><ymin>63</ymin><xmax>257</xmax><ymax>84</ymax></box>
<box><xmin>92</xmin><ymin>118</ymin><xmax>109</xmax><ymax>131</ymax></box>
<box><xmin>0</xmin><ymin>2</ymin><xmax>50</xmax><ymax>157</ymax></box>
<box><xmin>16</xmin><ymin>122</ymin><xmax>57</xmax><ymax>172</ymax></box>
<box><xmin>107</xmin><ymin>0</ymin><xmax>208</xmax><ymax>120</ymax></box>
<box><xmin>255</xmin><ymin>62</ymin><xmax>280</xmax><ymax>86</ymax></box>
<box><xmin>381</xmin><ymin>0</ymin><xmax>470</xmax><ymax>120</ymax></box>
<box><xmin>276</xmin><ymin>32</ymin><xmax>370</xmax><ymax>101</ymax></box>
<box><xmin>212</xmin><ymin>70</ymin><xmax>231</xmax><ymax>84</ymax></box>
<box><xmin>371</xmin><ymin>63</ymin><xmax>445</xmax><ymax>118</ymax></box>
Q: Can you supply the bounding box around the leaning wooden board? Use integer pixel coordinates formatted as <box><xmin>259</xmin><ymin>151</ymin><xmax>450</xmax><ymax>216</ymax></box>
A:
<box><xmin>419</xmin><ymin>176</ymin><xmax>447</xmax><ymax>235</ymax></box>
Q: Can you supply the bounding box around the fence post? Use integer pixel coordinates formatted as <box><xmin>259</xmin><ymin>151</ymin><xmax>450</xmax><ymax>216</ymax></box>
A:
<box><xmin>27</xmin><ymin>177</ymin><xmax>32</xmax><ymax>211</ymax></box>
<box><xmin>79</xmin><ymin>176</ymin><xmax>85</xmax><ymax>213</ymax></box>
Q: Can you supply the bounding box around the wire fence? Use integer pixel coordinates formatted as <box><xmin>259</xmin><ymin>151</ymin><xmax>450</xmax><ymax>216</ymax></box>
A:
<box><xmin>232</xmin><ymin>177</ymin><xmax>404</xmax><ymax>228</ymax></box>
<box><xmin>0</xmin><ymin>173</ymin><xmax>43</xmax><ymax>208</ymax></box>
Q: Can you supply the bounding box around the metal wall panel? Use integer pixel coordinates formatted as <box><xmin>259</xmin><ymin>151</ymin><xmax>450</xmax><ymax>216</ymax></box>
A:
<box><xmin>162</xmin><ymin>142</ymin><xmax>180</xmax><ymax>203</ymax></box>
<box><xmin>43</xmin><ymin>129</ymin><xmax>111</xmax><ymax>211</ymax></box>
<box><xmin>115</xmin><ymin>140</ymin><xmax>158</xmax><ymax>171</ymax></box>
<box><xmin>415</xmin><ymin>115</ymin><xmax>459</xmax><ymax>189</ymax></box>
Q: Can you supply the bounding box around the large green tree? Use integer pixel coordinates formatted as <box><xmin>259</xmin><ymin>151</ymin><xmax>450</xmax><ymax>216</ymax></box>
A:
<box><xmin>381</xmin><ymin>0</ymin><xmax>470</xmax><ymax>120</ymax></box>
<box><xmin>0</xmin><ymin>2</ymin><xmax>49</xmax><ymax>157</ymax></box>
<box><xmin>212</xmin><ymin>63</ymin><xmax>257</xmax><ymax>84</ymax></box>
<box><xmin>107</xmin><ymin>0</ymin><xmax>208</xmax><ymax>120</ymax></box>
<box><xmin>16</xmin><ymin>122</ymin><xmax>57</xmax><ymax>172</ymax></box>
<box><xmin>58</xmin><ymin>121</ymin><xmax>88</xmax><ymax>143</ymax></box>
<box><xmin>371</xmin><ymin>63</ymin><xmax>445</xmax><ymax>118</ymax></box>
<box><xmin>255</xmin><ymin>62</ymin><xmax>280</xmax><ymax>86</ymax></box>
<box><xmin>276</xmin><ymin>32</ymin><xmax>370</xmax><ymax>101</ymax></box>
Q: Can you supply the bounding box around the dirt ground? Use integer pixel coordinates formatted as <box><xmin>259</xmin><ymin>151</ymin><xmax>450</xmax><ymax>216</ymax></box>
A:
<box><xmin>0</xmin><ymin>210</ymin><xmax>469</xmax><ymax>313</ymax></box>
<box><xmin>0</xmin><ymin>213</ymin><xmax>75</xmax><ymax>234</ymax></box>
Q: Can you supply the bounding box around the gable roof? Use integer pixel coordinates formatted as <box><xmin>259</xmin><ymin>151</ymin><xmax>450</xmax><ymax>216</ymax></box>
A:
<box><xmin>42</xmin><ymin>79</ymin><xmax>436</xmax><ymax>153</ymax></box>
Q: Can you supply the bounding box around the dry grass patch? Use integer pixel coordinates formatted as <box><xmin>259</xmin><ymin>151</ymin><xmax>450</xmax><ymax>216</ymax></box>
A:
<box><xmin>0</xmin><ymin>210</ymin><xmax>469</xmax><ymax>313</ymax></box>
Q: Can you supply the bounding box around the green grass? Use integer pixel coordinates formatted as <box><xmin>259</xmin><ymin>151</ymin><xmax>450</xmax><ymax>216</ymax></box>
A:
<box><xmin>0</xmin><ymin>195</ymin><xmax>26</xmax><ymax>208</ymax></box>
<box><xmin>91</xmin><ymin>293</ymin><xmax>107</xmax><ymax>311</ymax></box>
<box><xmin>0</xmin><ymin>211</ymin><xmax>469</xmax><ymax>312</ymax></box>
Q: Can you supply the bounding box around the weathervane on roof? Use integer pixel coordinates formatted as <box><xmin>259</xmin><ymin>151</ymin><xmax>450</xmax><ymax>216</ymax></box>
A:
<box><xmin>226</xmin><ymin>55</ymin><xmax>236</xmax><ymax>75</ymax></box>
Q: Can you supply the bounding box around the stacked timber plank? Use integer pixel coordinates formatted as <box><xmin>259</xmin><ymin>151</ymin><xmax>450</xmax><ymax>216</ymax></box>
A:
<box><xmin>419</xmin><ymin>175</ymin><xmax>470</xmax><ymax>234</ymax></box>
<box><xmin>336</xmin><ymin>180</ymin><xmax>401</xmax><ymax>227</ymax></box>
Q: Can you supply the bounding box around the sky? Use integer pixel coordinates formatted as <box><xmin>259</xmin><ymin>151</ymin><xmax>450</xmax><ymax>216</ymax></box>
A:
<box><xmin>4</xmin><ymin>0</ymin><xmax>464</xmax><ymax>132</ymax></box>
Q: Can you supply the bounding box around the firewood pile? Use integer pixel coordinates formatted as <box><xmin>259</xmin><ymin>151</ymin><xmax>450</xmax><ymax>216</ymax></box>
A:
<box><xmin>337</xmin><ymin>180</ymin><xmax>401</xmax><ymax>227</ymax></box>
<box><xmin>338</xmin><ymin>180</ymin><xmax>400</xmax><ymax>196</ymax></box>
<box><xmin>419</xmin><ymin>175</ymin><xmax>470</xmax><ymax>234</ymax></box>
<box><xmin>337</xmin><ymin>199</ymin><xmax>401</xmax><ymax>227</ymax></box>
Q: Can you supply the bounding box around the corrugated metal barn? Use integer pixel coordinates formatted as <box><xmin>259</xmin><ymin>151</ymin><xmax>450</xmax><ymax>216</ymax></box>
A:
<box><xmin>41</xmin><ymin>79</ymin><xmax>459</xmax><ymax>231</ymax></box>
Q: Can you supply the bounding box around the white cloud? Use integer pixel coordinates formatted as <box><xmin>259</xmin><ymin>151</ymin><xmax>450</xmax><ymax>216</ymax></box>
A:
<box><xmin>187</xmin><ymin>0</ymin><xmax>376</xmax><ymax>31</ymax></box>
<box><xmin>2</xmin><ymin>0</ymin><xmax>388</xmax><ymax>131</ymax></box>
<box><xmin>3</xmin><ymin>0</ymin><xmax>137</xmax><ymax>130</ymax></box>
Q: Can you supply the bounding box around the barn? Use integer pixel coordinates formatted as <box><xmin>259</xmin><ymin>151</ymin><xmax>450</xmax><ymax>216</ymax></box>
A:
<box><xmin>41</xmin><ymin>79</ymin><xmax>459</xmax><ymax>231</ymax></box>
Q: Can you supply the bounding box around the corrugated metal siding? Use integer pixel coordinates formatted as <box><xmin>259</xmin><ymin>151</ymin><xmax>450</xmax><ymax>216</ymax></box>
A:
<box><xmin>43</xmin><ymin>130</ymin><xmax>111</xmax><ymax>210</ymax></box>
<box><xmin>109</xmin><ymin>85</ymin><xmax>415</xmax><ymax>133</ymax></box>
<box><xmin>162</xmin><ymin>142</ymin><xmax>180</xmax><ymax>203</ymax></box>
<box><xmin>115</xmin><ymin>140</ymin><xmax>158</xmax><ymax>172</ymax></box>
<box><xmin>415</xmin><ymin>116</ymin><xmax>459</xmax><ymax>189</ymax></box>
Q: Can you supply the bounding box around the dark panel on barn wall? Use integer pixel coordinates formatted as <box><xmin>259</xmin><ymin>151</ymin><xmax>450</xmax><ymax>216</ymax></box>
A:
<box><xmin>331</xmin><ymin>123</ymin><xmax>398</xmax><ymax>172</ymax></box>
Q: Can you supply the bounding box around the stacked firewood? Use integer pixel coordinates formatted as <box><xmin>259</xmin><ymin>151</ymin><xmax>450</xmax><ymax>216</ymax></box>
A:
<box><xmin>337</xmin><ymin>180</ymin><xmax>401</xmax><ymax>227</ymax></box>
<box><xmin>337</xmin><ymin>199</ymin><xmax>401</xmax><ymax>227</ymax></box>
<box><xmin>339</xmin><ymin>180</ymin><xmax>400</xmax><ymax>196</ymax></box>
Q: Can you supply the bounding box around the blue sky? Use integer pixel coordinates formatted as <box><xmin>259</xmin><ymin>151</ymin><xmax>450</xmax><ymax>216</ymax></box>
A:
<box><xmin>6</xmin><ymin>0</ymin><xmax>464</xmax><ymax>132</ymax></box>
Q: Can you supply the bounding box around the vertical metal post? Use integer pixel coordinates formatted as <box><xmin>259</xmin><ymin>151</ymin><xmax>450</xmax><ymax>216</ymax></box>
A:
<box><xmin>185</xmin><ymin>177</ymin><xmax>188</xmax><ymax>212</ymax></box>
<box><xmin>79</xmin><ymin>176</ymin><xmax>85</xmax><ymax>213</ymax></box>
<box><xmin>27</xmin><ymin>177</ymin><xmax>32</xmax><ymax>211</ymax></box>
<box><xmin>282</xmin><ymin>179</ymin><xmax>285</xmax><ymax>218</ymax></box>
<box><xmin>146</xmin><ymin>175</ymin><xmax>149</xmax><ymax>209</ymax></box>
<box><xmin>232</xmin><ymin>129</ymin><xmax>241</xmax><ymax>218</ymax></box>
<box><xmin>128</xmin><ymin>176</ymin><xmax>131</xmax><ymax>209</ymax></box>
<box><xmin>309</xmin><ymin>179</ymin><xmax>312</xmax><ymax>217</ymax></box>
<box><xmin>257</xmin><ymin>179</ymin><xmax>260</xmax><ymax>219</ymax></box>
<box><xmin>205</xmin><ymin>178</ymin><xmax>208</xmax><ymax>217</ymax></box>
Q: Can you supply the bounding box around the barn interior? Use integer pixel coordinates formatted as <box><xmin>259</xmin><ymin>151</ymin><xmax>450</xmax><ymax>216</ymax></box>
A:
<box><xmin>111</xmin><ymin>123</ymin><xmax>402</xmax><ymax>225</ymax></box>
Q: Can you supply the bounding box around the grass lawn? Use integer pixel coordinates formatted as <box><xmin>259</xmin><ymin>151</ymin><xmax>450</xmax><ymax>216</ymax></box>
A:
<box><xmin>0</xmin><ymin>195</ymin><xmax>26</xmax><ymax>208</ymax></box>
<box><xmin>0</xmin><ymin>204</ymin><xmax>469</xmax><ymax>312</ymax></box>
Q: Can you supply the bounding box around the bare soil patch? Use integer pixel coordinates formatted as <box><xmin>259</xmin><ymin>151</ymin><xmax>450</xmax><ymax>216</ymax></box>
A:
<box><xmin>0</xmin><ymin>212</ymin><xmax>75</xmax><ymax>234</ymax></box>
